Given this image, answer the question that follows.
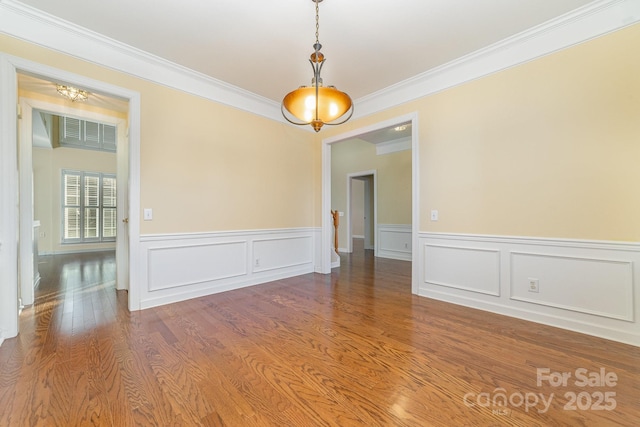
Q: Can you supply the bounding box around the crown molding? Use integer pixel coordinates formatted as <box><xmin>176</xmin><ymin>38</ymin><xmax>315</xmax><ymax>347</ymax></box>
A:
<box><xmin>375</xmin><ymin>137</ymin><xmax>411</xmax><ymax>155</ymax></box>
<box><xmin>1</xmin><ymin>0</ymin><xmax>638</xmax><ymax>126</ymax></box>
<box><xmin>353</xmin><ymin>0</ymin><xmax>640</xmax><ymax>119</ymax></box>
<box><xmin>0</xmin><ymin>0</ymin><xmax>283</xmax><ymax>123</ymax></box>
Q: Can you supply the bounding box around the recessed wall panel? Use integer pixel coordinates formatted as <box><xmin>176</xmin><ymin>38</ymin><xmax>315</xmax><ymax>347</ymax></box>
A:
<box><xmin>424</xmin><ymin>244</ymin><xmax>500</xmax><ymax>296</ymax></box>
<box><xmin>510</xmin><ymin>252</ymin><xmax>634</xmax><ymax>321</ymax></box>
<box><xmin>148</xmin><ymin>241</ymin><xmax>247</xmax><ymax>291</ymax></box>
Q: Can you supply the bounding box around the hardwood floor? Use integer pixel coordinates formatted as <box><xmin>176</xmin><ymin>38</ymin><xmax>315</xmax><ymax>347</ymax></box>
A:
<box><xmin>1</xmin><ymin>244</ymin><xmax>638</xmax><ymax>426</ymax></box>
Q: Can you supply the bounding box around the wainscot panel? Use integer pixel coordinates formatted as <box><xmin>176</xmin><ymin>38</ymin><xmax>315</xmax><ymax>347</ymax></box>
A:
<box><xmin>510</xmin><ymin>251</ymin><xmax>633</xmax><ymax>321</ymax></box>
<box><xmin>148</xmin><ymin>241</ymin><xmax>247</xmax><ymax>291</ymax></box>
<box><xmin>418</xmin><ymin>233</ymin><xmax>640</xmax><ymax>346</ymax></box>
<box><xmin>139</xmin><ymin>228</ymin><xmax>319</xmax><ymax>309</ymax></box>
<box><xmin>253</xmin><ymin>236</ymin><xmax>313</xmax><ymax>273</ymax></box>
<box><xmin>377</xmin><ymin>224</ymin><xmax>412</xmax><ymax>261</ymax></box>
<box><xmin>424</xmin><ymin>244</ymin><xmax>500</xmax><ymax>296</ymax></box>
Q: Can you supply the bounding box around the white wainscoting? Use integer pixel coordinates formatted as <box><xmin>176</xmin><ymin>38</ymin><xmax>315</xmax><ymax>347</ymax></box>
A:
<box><xmin>377</xmin><ymin>224</ymin><xmax>412</xmax><ymax>261</ymax></box>
<box><xmin>424</xmin><ymin>244</ymin><xmax>500</xmax><ymax>296</ymax></box>
<box><xmin>419</xmin><ymin>233</ymin><xmax>640</xmax><ymax>346</ymax></box>
<box><xmin>139</xmin><ymin>228</ymin><xmax>319</xmax><ymax>309</ymax></box>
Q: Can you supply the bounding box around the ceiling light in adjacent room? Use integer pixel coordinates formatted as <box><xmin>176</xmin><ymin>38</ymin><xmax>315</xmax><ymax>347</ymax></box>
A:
<box><xmin>56</xmin><ymin>84</ymin><xmax>89</xmax><ymax>102</ymax></box>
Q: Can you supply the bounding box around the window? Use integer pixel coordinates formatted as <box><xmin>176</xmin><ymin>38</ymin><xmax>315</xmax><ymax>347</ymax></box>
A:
<box><xmin>59</xmin><ymin>116</ymin><xmax>117</xmax><ymax>152</ymax></box>
<box><xmin>62</xmin><ymin>170</ymin><xmax>117</xmax><ymax>243</ymax></box>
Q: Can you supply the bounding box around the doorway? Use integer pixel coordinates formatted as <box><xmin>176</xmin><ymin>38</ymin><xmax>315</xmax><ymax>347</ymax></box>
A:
<box><xmin>19</xmin><ymin>94</ymin><xmax>128</xmax><ymax>306</ymax></box>
<box><xmin>348</xmin><ymin>172</ymin><xmax>375</xmax><ymax>254</ymax></box>
<box><xmin>321</xmin><ymin>113</ymin><xmax>419</xmax><ymax>293</ymax></box>
<box><xmin>0</xmin><ymin>54</ymin><xmax>142</xmax><ymax>343</ymax></box>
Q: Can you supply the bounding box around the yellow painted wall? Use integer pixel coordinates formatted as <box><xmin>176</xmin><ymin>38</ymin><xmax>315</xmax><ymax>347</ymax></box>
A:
<box><xmin>322</xmin><ymin>23</ymin><xmax>640</xmax><ymax>242</ymax></box>
<box><xmin>139</xmin><ymin>89</ymin><xmax>317</xmax><ymax>232</ymax></box>
<box><xmin>2</xmin><ymin>34</ymin><xmax>319</xmax><ymax>234</ymax></box>
<box><xmin>33</xmin><ymin>146</ymin><xmax>117</xmax><ymax>253</ymax></box>
<box><xmin>331</xmin><ymin>139</ymin><xmax>412</xmax><ymax>249</ymax></box>
<box><xmin>4</xmin><ymin>22</ymin><xmax>639</xmax><ymax>242</ymax></box>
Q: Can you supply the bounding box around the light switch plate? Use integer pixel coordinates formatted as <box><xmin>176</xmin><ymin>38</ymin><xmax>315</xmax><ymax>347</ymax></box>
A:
<box><xmin>143</xmin><ymin>208</ymin><xmax>153</xmax><ymax>221</ymax></box>
<box><xmin>431</xmin><ymin>210</ymin><xmax>438</xmax><ymax>221</ymax></box>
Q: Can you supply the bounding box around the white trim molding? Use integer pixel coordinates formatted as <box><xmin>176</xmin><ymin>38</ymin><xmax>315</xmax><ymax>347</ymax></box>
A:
<box><xmin>0</xmin><ymin>54</ymin><xmax>20</xmax><ymax>341</ymax></box>
<box><xmin>0</xmin><ymin>53</ymin><xmax>142</xmax><ymax>324</ymax></box>
<box><xmin>1</xmin><ymin>0</ymin><xmax>638</xmax><ymax>125</ymax></box>
<box><xmin>375</xmin><ymin>137</ymin><xmax>411</xmax><ymax>156</ymax></box>
<box><xmin>354</xmin><ymin>0</ymin><xmax>640</xmax><ymax>119</ymax></box>
<box><xmin>138</xmin><ymin>228</ymin><xmax>319</xmax><ymax>309</ymax></box>
<box><xmin>377</xmin><ymin>224</ymin><xmax>412</xmax><ymax>262</ymax></box>
<box><xmin>0</xmin><ymin>0</ymin><xmax>281</xmax><ymax>123</ymax></box>
<box><xmin>418</xmin><ymin>232</ymin><xmax>640</xmax><ymax>346</ymax></box>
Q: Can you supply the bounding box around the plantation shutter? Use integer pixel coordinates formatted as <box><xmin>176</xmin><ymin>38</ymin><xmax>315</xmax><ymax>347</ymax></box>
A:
<box><xmin>102</xmin><ymin>125</ymin><xmax>117</xmax><ymax>151</ymax></box>
<box><xmin>102</xmin><ymin>177</ymin><xmax>117</xmax><ymax>238</ymax></box>
<box><xmin>59</xmin><ymin>116</ymin><xmax>117</xmax><ymax>152</ymax></box>
<box><xmin>61</xmin><ymin>117</ymin><xmax>82</xmax><ymax>145</ymax></box>
<box><xmin>84</xmin><ymin>174</ymin><xmax>100</xmax><ymax>240</ymax></box>
<box><xmin>62</xmin><ymin>170</ymin><xmax>117</xmax><ymax>243</ymax></box>
<box><xmin>63</xmin><ymin>172</ymin><xmax>81</xmax><ymax>240</ymax></box>
<box><xmin>84</xmin><ymin>121</ymin><xmax>101</xmax><ymax>148</ymax></box>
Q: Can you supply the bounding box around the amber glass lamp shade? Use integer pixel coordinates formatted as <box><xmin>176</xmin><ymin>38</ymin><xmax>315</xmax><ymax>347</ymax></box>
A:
<box><xmin>282</xmin><ymin>86</ymin><xmax>353</xmax><ymax>132</ymax></box>
<box><xmin>281</xmin><ymin>0</ymin><xmax>353</xmax><ymax>132</ymax></box>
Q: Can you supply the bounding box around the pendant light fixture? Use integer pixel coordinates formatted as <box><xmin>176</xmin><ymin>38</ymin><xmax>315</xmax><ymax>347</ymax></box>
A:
<box><xmin>282</xmin><ymin>0</ymin><xmax>353</xmax><ymax>132</ymax></box>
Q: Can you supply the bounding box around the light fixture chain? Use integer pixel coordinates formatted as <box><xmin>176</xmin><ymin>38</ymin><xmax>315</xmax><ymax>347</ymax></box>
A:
<box><xmin>315</xmin><ymin>0</ymin><xmax>320</xmax><ymax>45</ymax></box>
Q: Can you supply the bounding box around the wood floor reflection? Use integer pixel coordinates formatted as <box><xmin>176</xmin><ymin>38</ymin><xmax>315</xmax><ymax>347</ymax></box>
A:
<box><xmin>0</xmin><ymin>244</ymin><xmax>638</xmax><ymax>426</ymax></box>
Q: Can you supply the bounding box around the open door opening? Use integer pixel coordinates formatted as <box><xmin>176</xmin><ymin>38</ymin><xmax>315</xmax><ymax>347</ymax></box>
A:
<box><xmin>17</xmin><ymin>76</ymin><xmax>130</xmax><ymax>312</ymax></box>
<box><xmin>0</xmin><ymin>54</ymin><xmax>141</xmax><ymax>344</ymax></box>
<box><xmin>347</xmin><ymin>172</ymin><xmax>376</xmax><ymax>254</ymax></box>
<box><xmin>321</xmin><ymin>113</ymin><xmax>419</xmax><ymax>293</ymax></box>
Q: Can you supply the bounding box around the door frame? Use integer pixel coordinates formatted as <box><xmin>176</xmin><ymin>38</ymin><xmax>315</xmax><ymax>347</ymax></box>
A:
<box><xmin>18</xmin><ymin>97</ymin><xmax>129</xmax><ymax>305</ymax></box>
<box><xmin>321</xmin><ymin>112</ymin><xmax>419</xmax><ymax>293</ymax></box>
<box><xmin>0</xmin><ymin>53</ymin><xmax>142</xmax><ymax>343</ymax></box>
<box><xmin>346</xmin><ymin>171</ymin><xmax>376</xmax><ymax>254</ymax></box>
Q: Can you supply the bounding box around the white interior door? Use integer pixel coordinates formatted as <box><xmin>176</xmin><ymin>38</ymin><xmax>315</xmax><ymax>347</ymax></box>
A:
<box><xmin>18</xmin><ymin>100</ymin><xmax>35</xmax><ymax>307</ymax></box>
<box><xmin>116</xmin><ymin>125</ymin><xmax>129</xmax><ymax>290</ymax></box>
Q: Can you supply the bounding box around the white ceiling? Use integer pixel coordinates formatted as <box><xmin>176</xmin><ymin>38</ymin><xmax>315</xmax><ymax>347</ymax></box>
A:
<box><xmin>15</xmin><ymin>0</ymin><xmax>595</xmax><ymax>105</ymax></box>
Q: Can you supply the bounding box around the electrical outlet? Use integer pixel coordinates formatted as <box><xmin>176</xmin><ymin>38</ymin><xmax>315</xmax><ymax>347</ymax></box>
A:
<box><xmin>255</xmin><ymin>258</ymin><xmax>260</xmax><ymax>267</ymax></box>
<box><xmin>528</xmin><ymin>278</ymin><xmax>539</xmax><ymax>293</ymax></box>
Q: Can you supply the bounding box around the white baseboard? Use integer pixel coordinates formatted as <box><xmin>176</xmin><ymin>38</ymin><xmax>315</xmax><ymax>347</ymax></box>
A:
<box><xmin>138</xmin><ymin>228</ymin><xmax>318</xmax><ymax>309</ymax></box>
<box><xmin>39</xmin><ymin>247</ymin><xmax>116</xmax><ymax>256</ymax></box>
<box><xmin>378</xmin><ymin>224</ymin><xmax>412</xmax><ymax>261</ymax></box>
<box><xmin>419</xmin><ymin>232</ymin><xmax>640</xmax><ymax>346</ymax></box>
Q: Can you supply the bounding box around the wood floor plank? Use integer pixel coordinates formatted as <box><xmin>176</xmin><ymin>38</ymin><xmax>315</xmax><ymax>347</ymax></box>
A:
<box><xmin>1</xmin><ymin>247</ymin><xmax>638</xmax><ymax>426</ymax></box>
